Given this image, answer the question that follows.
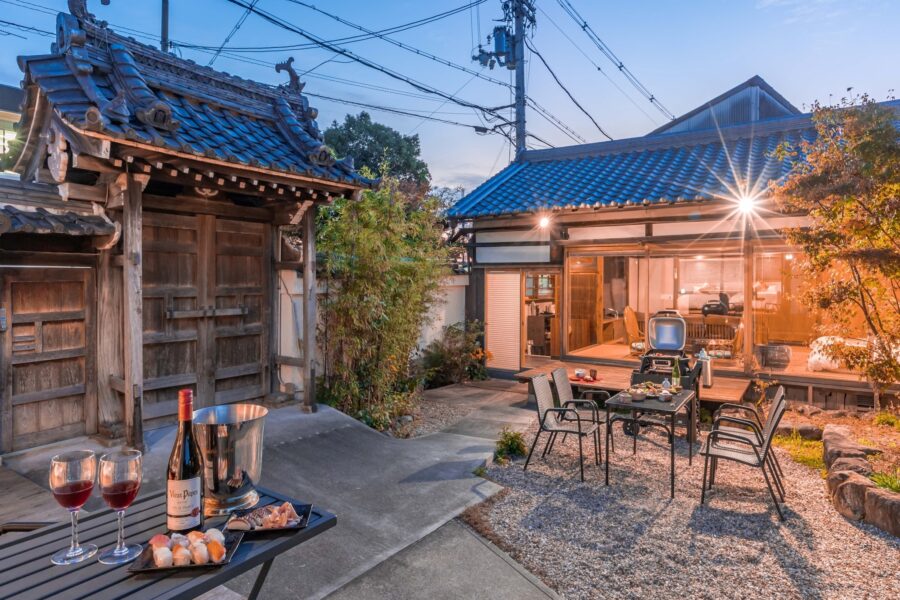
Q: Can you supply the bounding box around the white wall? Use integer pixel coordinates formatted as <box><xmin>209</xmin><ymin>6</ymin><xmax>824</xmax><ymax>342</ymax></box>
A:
<box><xmin>418</xmin><ymin>274</ymin><xmax>469</xmax><ymax>351</ymax></box>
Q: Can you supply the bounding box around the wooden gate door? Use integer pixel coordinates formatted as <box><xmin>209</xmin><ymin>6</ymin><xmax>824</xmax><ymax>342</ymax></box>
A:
<box><xmin>142</xmin><ymin>212</ymin><xmax>269</xmax><ymax>428</ymax></box>
<box><xmin>0</xmin><ymin>268</ymin><xmax>96</xmax><ymax>452</ymax></box>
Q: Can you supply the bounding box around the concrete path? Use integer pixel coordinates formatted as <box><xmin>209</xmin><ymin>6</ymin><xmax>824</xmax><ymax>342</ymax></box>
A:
<box><xmin>327</xmin><ymin>520</ymin><xmax>558</xmax><ymax>600</ymax></box>
<box><xmin>3</xmin><ymin>381</ymin><xmax>538</xmax><ymax>600</ymax></box>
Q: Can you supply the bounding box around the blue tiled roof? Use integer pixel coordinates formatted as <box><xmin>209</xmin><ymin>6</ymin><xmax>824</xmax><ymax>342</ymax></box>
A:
<box><xmin>449</xmin><ymin>115</ymin><xmax>818</xmax><ymax>219</ymax></box>
<box><xmin>9</xmin><ymin>10</ymin><xmax>373</xmax><ymax>188</ymax></box>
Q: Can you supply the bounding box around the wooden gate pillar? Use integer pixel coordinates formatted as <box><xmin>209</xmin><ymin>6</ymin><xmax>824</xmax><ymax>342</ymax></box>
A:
<box><xmin>124</xmin><ymin>173</ymin><xmax>148</xmax><ymax>450</ymax></box>
<box><xmin>301</xmin><ymin>204</ymin><xmax>318</xmax><ymax>413</ymax></box>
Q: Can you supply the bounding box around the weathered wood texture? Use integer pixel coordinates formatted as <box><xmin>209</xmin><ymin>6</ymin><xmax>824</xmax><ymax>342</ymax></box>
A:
<box><xmin>141</xmin><ymin>210</ymin><xmax>271</xmax><ymax>428</ymax></box>
<box><xmin>302</xmin><ymin>205</ymin><xmax>317</xmax><ymax>412</ymax></box>
<box><xmin>96</xmin><ymin>247</ymin><xmax>124</xmax><ymax>437</ymax></box>
<box><xmin>123</xmin><ymin>174</ymin><xmax>145</xmax><ymax>450</ymax></box>
<box><xmin>0</xmin><ymin>268</ymin><xmax>95</xmax><ymax>452</ymax></box>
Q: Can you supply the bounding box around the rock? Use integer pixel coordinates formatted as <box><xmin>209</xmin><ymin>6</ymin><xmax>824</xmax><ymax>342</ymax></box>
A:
<box><xmin>795</xmin><ymin>404</ymin><xmax>823</xmax><ymax>416</ymax></box>
<box><xmin>822</xmin><ymin>424</ymin><xmax>868</xmax><ymax>469</ymax></box>
<box><xmin>827</xmin><ymin>409</ymin><xmax>847</xmax><ymax>418</ymax></box>
<box><xmin>831</xmin><ymin>472</ymin><xmax>876</xmax><ymax>520</ymax></box>
<box><xmin>775</xmin><ymin>421</ymin><xmax>823</xmax><ymax>440</ymax></box>
<box><xmin>864</xmin><ymin>487</ymin><xmax>900</xmax><ymax>537</ymax></box>
<box><xmin>830</xmin><ymin>456</ymin><xmax>873</xmax><ymax>477</ymax></box>
<box><xmin>398</xmin><ymin>415</ymin><xmax>414</xmax><ymax>425</ymax></box>
<box><xmin>808</xmin><ymin>406</ymin><xmax>823</xmax><ymax>416</ymax></box>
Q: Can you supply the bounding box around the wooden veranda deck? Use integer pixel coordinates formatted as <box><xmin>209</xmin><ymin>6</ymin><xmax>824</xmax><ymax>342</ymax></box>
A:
<box><xmin>515</xmin><ymin>360</ymin><xmax>752</xmax><ymax>404</ymax></box>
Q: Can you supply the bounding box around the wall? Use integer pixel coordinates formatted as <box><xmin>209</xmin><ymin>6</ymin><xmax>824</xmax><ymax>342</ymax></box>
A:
<box><xmin>418</xmin><ymin>274</ymin><xmax>469</xmax><ymax>351</ymax></box>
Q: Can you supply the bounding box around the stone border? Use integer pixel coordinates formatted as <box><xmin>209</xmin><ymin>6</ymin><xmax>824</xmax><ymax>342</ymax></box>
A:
<box><xmin>822</xmin><ymin>424</ymin><xmax>899</xmax><ymax>537</ymax></box>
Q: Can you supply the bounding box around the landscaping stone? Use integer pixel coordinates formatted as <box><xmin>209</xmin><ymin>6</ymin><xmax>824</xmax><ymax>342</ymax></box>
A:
<box><xmin>830</xmin><ymin>456</ymin><xmax>873</xmax><ymax>477</ymax></box>
<box><xmin>822</xmin><ymin>424</ymin><xmax>868</xmax><ymax>468</ymax></box>
<box><xmin>831</xmin><ymin>472</ymin><xmax>877</xmax><ymax>520</ymax></box>
<box><xmin>796</xmin><ymin>404</ymin><xmax>824</xmax><ymax>416</ymax></box>
<box><xmin>864</xmin><ymin>487</ymin><xmax>900</xmax><ymax>538</ymax></box>
<box><xmin>775</xmin><ymin>420</ymin><xmax>823</xmax><ymax>440</ymax></box>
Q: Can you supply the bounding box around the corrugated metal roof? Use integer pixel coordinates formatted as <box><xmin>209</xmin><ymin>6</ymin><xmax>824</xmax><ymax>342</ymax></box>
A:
<box><xmin>10</xmin><ymin>9</ymin><xmax>373</xmax><ymax>188</ymax></box>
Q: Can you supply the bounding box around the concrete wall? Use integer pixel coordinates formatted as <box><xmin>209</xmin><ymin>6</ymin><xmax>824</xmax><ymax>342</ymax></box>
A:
<box><xmin>418</xmin><ymin>274</ymin><xmax>469</xmax><ymax>351</ymax></box>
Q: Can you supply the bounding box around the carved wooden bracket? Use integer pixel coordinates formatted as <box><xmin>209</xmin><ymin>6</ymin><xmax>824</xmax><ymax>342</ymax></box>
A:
<box><xmin>46</xmin><ymin>126</ymin><xmax>69</xmax><ymax>184</ymax></box>
<box><xmin>92</xmin><ymin>203</ymin><xmax>122</xmax><ymax>250</ymax></box>
<box><xmin>107</xmin><ymin>172</ymin><xmax>149</xmax><ymax>208</ymax></box>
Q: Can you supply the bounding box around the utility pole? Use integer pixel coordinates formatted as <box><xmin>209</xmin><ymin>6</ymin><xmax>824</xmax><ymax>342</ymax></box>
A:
<box><xmin>160</xmin><ymin>0</ymin><xmax>170</xmax><ymax>53</ymax></box>
<box><xmin>512</xmin><ymin>1</ymin><xmax>527</xmax><ymax>157</ymax></box>
<box><xmin>472</xmin><ymin>0</ymin><xmax>535</xmax><ymax>158</ymax></box>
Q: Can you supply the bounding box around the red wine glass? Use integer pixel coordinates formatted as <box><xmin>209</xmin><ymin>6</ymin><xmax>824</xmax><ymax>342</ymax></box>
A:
<box><xmin>98</xmin><ymin>449</ymin><xmax>143</xmax><ymax>565</ymax></box>
<box><xmin>49</xmin><ymin>450</ymin><xmax>97</xmax><ymax>565</ymax></box>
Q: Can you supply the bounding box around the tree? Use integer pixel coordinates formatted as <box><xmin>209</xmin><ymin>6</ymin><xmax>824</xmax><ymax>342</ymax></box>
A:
<box><xmin>324</xmin><ymin>112</ymin><xmax>431</xmax><ymax>184</ymax></box>
<box><xmin>772</xmin><ymin>97</ymin><xmax>900</xmax><ymax>395</ymax></box>
<box><xmin>316</xmin><ymin>176</ymin><xmax>450</xmax><ymax>427</ymax></box>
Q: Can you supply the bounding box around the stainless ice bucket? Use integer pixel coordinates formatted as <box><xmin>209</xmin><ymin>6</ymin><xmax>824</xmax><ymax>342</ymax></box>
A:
<box><xmin>192</xmin><ymin>403</ymin><xmax>268</xmax><ymax>517</ymax></box>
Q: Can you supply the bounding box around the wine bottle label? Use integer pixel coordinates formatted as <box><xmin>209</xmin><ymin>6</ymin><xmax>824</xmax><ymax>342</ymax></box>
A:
<box><xmin>167</xmin><ymin>477</ymin><xmax>202</xmax><ymax>531</ymax></box>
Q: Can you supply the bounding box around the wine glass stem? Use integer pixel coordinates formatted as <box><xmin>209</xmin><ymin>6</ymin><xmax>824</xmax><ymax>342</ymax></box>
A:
<box><xmin>69</xmin><ymin>510</ymin><xmax>79</xmax><ymax>554</ymax></box>
<box><xmin>116</xmin><ymin>510</ymin><xmax>125</xmax><ymax>552</ymax></box>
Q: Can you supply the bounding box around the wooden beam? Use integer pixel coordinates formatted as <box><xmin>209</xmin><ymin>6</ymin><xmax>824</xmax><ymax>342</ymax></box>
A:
<box><xmin>301</xmin><ymin>204</ymin><xmax>318</xmax><ymax>413</ymax></box>
<box><xmin>97</xmin><ymin>244</ymin><xmax>124</xmax><ymax>435</ymax></box>
<box><xmin>123</xmin><ymin>173</ymin><xmax>145</xmax><ymax>451</ymax></box>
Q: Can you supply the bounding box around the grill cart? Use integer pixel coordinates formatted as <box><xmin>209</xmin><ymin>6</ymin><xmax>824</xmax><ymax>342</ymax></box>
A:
<box><xmin>617</xmin><ymin>310</ymin><xmax>702</xmax><ymax>439</ymax></box>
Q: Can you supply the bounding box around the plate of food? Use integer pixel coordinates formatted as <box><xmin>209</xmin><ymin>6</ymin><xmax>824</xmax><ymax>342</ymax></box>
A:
<box><xmin>627</xmin><ymin>382</ymin><xmax>667</xmax><ymax>399</ymax></box>
<box><xmin>225</xmin><ymin>501</ymin><xmax>312</xmax><ymax>533</ymax></box>
<box><xmin>129</xmin><ymin>527</ymin><xmax>242</xmax><ymax>572</ymax></box>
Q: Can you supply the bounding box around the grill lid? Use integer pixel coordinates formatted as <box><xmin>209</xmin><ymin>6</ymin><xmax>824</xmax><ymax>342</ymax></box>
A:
<box><xmin>647</xmin><ymin>310</ymin><xmax>686</xmax><ymax>351</ymax></box>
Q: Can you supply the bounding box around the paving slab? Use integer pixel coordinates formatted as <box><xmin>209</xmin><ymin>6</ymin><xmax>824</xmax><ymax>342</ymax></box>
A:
<box><xmin>326</xmin><ymin>520</ymin><xmax>558</xmax><ymax>600</ymax></box>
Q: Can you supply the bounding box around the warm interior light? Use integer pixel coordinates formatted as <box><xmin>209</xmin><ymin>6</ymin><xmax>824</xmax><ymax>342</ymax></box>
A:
<box><xmin>737</xmin><ymin>195</ymin><xmax>756</xmax><ymax>214</ymax></box>
<box><xmin>694</xmin><ymin>255</ymin><xmax>704</xmax><ymax>260</ymax></box>
<box><xmin>538</xmin><ymin>216</ymin><xmax>551</xmax><ymax>229</ymax></box>
<box><xmin>785</xmin><ymin>253</ymin><xmax>794</xmax><ymax>261</ymax></box>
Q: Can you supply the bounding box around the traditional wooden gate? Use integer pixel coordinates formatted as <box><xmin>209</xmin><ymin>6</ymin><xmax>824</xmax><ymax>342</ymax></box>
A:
<box><xmin>142</xmin><ymin>211</ymin><xmax>270</xmax><ymax>428</ymax></box>
<box><xmin>0</xmin><ymin>268</ymin><xmax>96</xmax><ymax>452</ymax></box>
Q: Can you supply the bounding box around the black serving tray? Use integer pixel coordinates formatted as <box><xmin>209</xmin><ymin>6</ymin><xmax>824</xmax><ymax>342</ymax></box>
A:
<box><xmin>224</xmin><ymin>502</ymin><xmax>312</xmax><ymax>534</ymax></box>
<box><xmin>128</xmin><ymin>530</ymin><xmax>243</xmax><ymax>573</ymax></box>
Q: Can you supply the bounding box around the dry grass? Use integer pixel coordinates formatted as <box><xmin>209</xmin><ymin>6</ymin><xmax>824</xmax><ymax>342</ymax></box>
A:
<box><xmin>772</xmin><ymin>433</ymin><xmax>826</xmax><ymax>473</ymax></box>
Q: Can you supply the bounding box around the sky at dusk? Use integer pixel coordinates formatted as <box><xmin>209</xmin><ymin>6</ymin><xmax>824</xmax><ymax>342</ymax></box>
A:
<box><xmin>0</xmin><ymin>0</ymin><xmax>897</xmax><ymax>190</ymax></box>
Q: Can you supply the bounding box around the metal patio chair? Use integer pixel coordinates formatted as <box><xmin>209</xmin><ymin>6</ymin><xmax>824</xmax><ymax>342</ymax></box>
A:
<box><xmin>700</xmin><ymin>386</ymin><xmax>788</xmax><ymax>520</ymax></box>
<box><xmin>711</xmin><ymin>388</ymin><xmax>787</xmax><ymax>490</ymax></box>
<box><xmin>550</xmin><ymin>367</ymin><xmax>614</xmax><ymax>453</ymax></box>
<box><xmin>523</xmin><ymin>374</ymin><xmax>599</xmax><ymax>481</ymax></box>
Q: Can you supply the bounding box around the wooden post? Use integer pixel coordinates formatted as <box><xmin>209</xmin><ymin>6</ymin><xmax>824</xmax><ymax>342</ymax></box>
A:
<box><xmin>96</xmin><ymin>246</ymin><xmax>124</xmax><ymax>438</ymax></box>
<box><xmin>743</xmin><ymin>236</ymin><xmax>755</xmax><ymax>375</ymax></box>
<box><xmin>301</xmin><ymin>204</ymin><xmax>317</xmax><ymax>413</ymax></box>
<box><xmin>123</xmin><ymin>173</ymin><xmax>148</xmax><ymax>450</ymax></box>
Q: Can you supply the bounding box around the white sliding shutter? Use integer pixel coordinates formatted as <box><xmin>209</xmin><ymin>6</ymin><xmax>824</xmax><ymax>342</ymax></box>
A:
<box><xmin>485</xmin><ymin>272</ymin><xmax>521</xmax><ymax>371</ymax></box>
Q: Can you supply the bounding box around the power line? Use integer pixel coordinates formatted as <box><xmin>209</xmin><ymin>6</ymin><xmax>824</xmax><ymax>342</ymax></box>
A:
<box><xmin>208</xmin><ymin>0</ymin><xmax>258</xmax><ymax>66</ymax></box>
<box><xmin>536</xmin><ymin>3</ymin><xmax>659</xmax><ymax>126</ymax></box>
<box><xmin>223</xmin><ymin>0</ymin><xmax>513</xmax><ymax>126</ymax></box>
<box><xmin>0</xmin><ymin>18</ymin><xmax>53</xmax><ymax>38</ymax></box>
<box><xmin>555</xmin><ymin>0</ymin><xmax>675</xmax><ymax>120</ymax></box>
<box><xmin>525</xmin><ymin>37</ymin><xmax>613</xmax><ymax>141</ymax></box>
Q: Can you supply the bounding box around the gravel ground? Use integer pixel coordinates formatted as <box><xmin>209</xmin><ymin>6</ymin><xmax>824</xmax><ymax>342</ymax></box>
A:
<box><xmin>468</xmin><ymin>422</ymin><xmax>900</xmax><ymax>600</ymax></box>
<box><xmin>409</xmin><ymin>392</ymin><xmax>479</xmax><ymax>437</ymax></box>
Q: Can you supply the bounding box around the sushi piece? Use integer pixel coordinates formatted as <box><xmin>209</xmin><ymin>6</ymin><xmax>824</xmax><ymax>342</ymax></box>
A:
<box><xmin>207</xmin><ymin>540</ymin><xmax>226</xmax><ymax>564</ymax></box>
<box><xmin>226</xmin><ymin>516</ymin><xmax>252</xmax><ymax>531</ymax></box>
<box><xmin>189</xmin><ymin>542</ymin><xmax>209</xmax><ymax>565</ymax></box>
<box><xmin>170</xmin><ymin>533</ymin><xmax>190</xmax><ymax>548</ymax></box>
<box><xmin>187</xmin><ymin>530</ymin><xmax>207</xmax><ymax>545</ymax></box>
<box><xmin>204</xmin><ymin>528</ymin><xmax>225</xmax><ymax>545</ymax></box>
<box><xmin>153</xmin><ymin>546</ymin><xmax>173</xmax><ymax>568</ymax></box>
<box><xmin>172</xmin><ymin>545</ymin><xmax>192</xmax><ymax>566</ymax></box>
<box><xmin>149</xmin><ymin>533</ymin><xmax>171</xmax><ymax>549</ymax></box>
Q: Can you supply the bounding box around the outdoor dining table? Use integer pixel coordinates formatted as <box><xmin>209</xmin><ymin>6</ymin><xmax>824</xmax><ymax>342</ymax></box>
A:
<box><xmin>604</xmin><ymin>389</ymin><xmax>697</xmax><ymax>499</ymax></box>
<box><xmin>0</xmin><ymin>486</ymin><xmax>335</xmax><ymax>600</ymax></box>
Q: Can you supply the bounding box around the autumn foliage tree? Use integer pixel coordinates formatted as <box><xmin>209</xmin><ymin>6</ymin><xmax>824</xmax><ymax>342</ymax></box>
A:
<box><xmin>773</xmin><ymin>97</ymin><xmax>900</xmax><ymax>395</ymax></box>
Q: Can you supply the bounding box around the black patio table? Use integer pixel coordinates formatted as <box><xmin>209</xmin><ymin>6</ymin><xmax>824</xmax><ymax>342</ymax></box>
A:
<box><xmin>0</xmin><ymin>486</ymin><xmax>335</xmax><ymax>600</ymax></box>
<box><xmin>604</xmin><ymin>389</ymin><xmax>697</xmax><ymax>498</ymax></box>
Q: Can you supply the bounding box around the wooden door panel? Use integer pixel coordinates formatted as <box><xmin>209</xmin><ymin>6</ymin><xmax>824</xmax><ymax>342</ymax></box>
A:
<box><xmin>141</xmin><ymin>212</ymin><xmax>202</xmax><ymax>427</ymax></box>
<box><xmin>212</xmin><ymin>219</ymin><xmax>269</xmax><ymax>405</ymax></box>
<box><xmin>2</xmin><ymin>269</ymin><xmax>93</xmax><ymax>451</ymax></box>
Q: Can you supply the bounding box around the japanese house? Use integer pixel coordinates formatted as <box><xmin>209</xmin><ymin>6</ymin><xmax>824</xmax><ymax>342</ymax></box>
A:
<box><xmin>449</xmin><ymin>76</ymin><xmax>899</xmax><ymax>409</ymax></box>
<box><xmin>0</xmin><ymin>3</ymin><xmax>372</xmax><ymax>453</ymax></box>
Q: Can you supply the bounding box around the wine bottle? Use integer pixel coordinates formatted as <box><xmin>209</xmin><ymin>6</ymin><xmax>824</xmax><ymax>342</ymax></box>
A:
<box><xmin>672</xmin><ymin>359</ymin><xmax>681</xmax><ymax>389</ymax></box>
<box><xmin>166</xmin><ymin>389</ymin><xmax>203</xmax><ymax>532</ymax></box>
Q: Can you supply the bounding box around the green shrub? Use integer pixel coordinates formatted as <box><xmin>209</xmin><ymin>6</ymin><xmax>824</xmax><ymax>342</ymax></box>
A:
<box><xmin>873</xmin><ymin>412</ymin><xmax>900</xmax><ymax>430</ymax></box>
<box><xmin>870</xmin><ymin>470</ymin><xmax>900</xmax><ymax>493</ymax></box>
<box><xmin>495</xmin><ymin>427</ymin><xmax>527</xmax><ymax>460</ymax></box>
<box><xmin>421</xmin><ymin>321</ymin><xmax>489</xmax><ymax>388</ymax></box>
